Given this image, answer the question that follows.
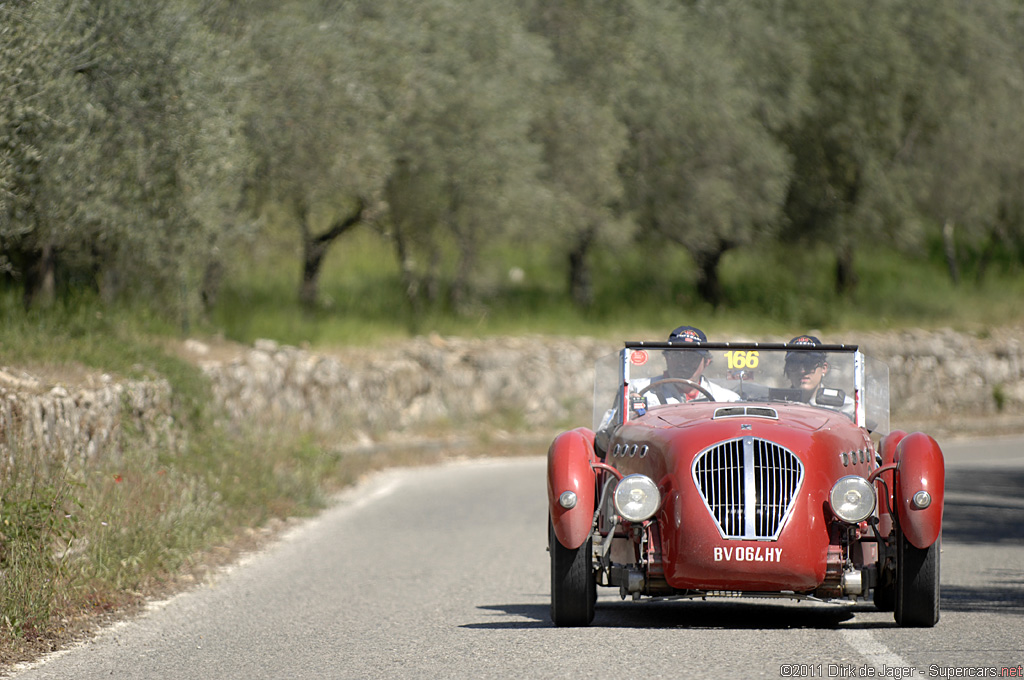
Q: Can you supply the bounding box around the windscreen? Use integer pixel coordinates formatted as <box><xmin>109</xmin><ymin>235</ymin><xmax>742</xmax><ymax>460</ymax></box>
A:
<box><xmin>593</xmin><ymin>343</ymin><xmax>890</xmax><ymax>434</ymax></box>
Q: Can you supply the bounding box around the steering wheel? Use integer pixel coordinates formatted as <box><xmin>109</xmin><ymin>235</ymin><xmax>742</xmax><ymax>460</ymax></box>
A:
<box><xmin>637</xmin><ymin>378</ymin><xmax>716</xmax><ymax>402</ymax></box>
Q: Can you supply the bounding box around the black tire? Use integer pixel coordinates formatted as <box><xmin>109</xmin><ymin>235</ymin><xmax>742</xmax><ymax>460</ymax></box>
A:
<box><xmin>549</xmin><ymin>518</ymin><xmax>596</xmax><ymax>627</ymax></box>
<box><xmin>894</xmin><ymin>529</ymin><xmax>940</xmax><ymax>627</ymax></box>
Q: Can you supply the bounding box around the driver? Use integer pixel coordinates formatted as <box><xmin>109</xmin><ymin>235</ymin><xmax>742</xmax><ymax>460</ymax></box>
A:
<box><xmin>593</xmin><ymin>325</ymin><xmax>738</xmax><ymax>456</ymax></box>
<box><xmin>638</xmin><ymin>325</ymin><xmax>740</xmax><ymax>404</ymax></box>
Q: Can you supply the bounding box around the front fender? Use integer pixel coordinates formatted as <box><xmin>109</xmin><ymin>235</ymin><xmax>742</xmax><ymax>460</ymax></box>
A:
<box><xmin>894</xmin><ymin>432</ymin><xmax>945</xmax><ymax>549</ymax></box>
<box><xmin>547</xmin><ymin>427</ymin><xmax>597</xmax><ymax>550</ymax></box>
<box><xmin>880</xmin><ymin>429</ymin><xmax>907</xmax><ymax>467</ymax></box>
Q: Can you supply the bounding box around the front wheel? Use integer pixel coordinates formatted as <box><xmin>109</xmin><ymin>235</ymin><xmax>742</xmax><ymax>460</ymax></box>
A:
<box><xmin>894</xmin><ymin>529</ymin><xmax>940</xmax><ymax>627</ymax></box>
<box><xmin>549</xmin><ymin>518</ymin><xmax>595</xmax><ymax>627</ymax></box>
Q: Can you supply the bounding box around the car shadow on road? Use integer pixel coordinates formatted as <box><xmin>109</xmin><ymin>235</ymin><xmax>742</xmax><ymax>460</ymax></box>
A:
<box><xmin>942</xmin><ymin>467</ymin><xmax>1024</xmax><ymax>545</ymax></box>
<box><xmin>466</xmin><ymin>600</ymin><xmax>857</xmax><ymax>630</ymax></box>
<box><xmin>464</xmin><ymin>604</ymin><xmax>552</xmax><ymax>629</ymax></box>
<box><xmin>941</xmin><ymin>581</ymin><xmax>1024</xmax><ymax>615</ymax></box>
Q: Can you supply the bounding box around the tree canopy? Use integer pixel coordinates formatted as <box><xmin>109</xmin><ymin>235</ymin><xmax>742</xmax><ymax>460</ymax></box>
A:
<box><xmin>3</xmin><ymin>0</ymin><xmax>1024</xmax><ymax>318</ymax></box>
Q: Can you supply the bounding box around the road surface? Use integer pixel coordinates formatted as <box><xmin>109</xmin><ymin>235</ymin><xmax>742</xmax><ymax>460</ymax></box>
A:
<box><xmin>11</xmin><ymin>436</ymin><xmax>1024</xmax><ymax>679</ymax></box>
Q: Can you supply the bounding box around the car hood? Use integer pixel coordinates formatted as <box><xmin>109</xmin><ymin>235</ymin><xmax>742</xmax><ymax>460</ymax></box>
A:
<box><xmin>649</xmin><ymin>402</ymin><xmax>838</xmax><ymax>434</ymax></box>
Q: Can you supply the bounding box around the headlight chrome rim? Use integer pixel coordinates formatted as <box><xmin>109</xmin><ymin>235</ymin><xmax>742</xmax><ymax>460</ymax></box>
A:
<box><xmin>829</xmin><ymin>475</ymin><xmax>876</xmax><ymax>524</ymax></box>
<box><xmin>613</xmin><ymin>474</ymin><xmax>661</xmax><ymax>522</ymax></box>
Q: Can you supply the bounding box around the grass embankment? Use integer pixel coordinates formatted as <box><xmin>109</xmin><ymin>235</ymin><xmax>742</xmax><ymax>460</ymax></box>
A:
<box><xmin>0</xmin><ymin>300</ymin><xmax>446</xmax><ymax>668</ymax></box>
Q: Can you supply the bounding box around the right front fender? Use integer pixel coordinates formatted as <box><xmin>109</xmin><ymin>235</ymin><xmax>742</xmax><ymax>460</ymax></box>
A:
<box><xmin>894</xmin><ymin>432</ymin><xmax>945</xmax><ymax>549</ymax></box>
<box><xmin>547</xmin><ymin>427</ymin><xmax>597</xmax><ymax>550</ymax></box>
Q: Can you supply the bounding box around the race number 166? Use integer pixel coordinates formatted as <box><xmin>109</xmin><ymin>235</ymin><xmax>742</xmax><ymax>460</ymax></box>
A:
<box><xmin>724</xmin><ymin>350</ymin><xmax>759</xmax><ymax>370</ymax></box>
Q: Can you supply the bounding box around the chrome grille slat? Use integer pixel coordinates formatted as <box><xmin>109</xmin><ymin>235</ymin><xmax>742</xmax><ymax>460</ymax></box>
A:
<box><xmin>743</xmin><ymin>437</ymin><xmax>755</xmax><ymax>537</ymax></box>
<box><xmin>692</xmin><ymin>437</ymin><xmax>803</xmax><ymax>540</ymax></box>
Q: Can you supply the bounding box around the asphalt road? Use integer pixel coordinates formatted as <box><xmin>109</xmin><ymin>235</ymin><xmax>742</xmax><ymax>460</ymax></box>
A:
<box><xmin>11</xmin><ymin>436</ymin><xmax>1024</xmax><ymax>679</ymax></box>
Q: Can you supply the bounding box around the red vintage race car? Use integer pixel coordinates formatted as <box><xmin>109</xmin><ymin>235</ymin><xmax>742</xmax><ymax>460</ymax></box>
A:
<box><xmin>547</xmin><ymin>341</ymin><xmax>944</xmax><ymax>627</ymax></box>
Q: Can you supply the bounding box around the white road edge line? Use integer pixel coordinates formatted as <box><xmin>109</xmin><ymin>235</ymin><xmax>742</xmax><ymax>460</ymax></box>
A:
<box><xmin>842</xmin><ymin>629</ymin><xmax>912</xmax><ymax>673</ymax></box>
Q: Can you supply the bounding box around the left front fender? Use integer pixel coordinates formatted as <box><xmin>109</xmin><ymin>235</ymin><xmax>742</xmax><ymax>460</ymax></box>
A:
<box><xmin>894</xmin><ymin>432</ymin><xmax>945</xmax><ymax>549</ymax></box>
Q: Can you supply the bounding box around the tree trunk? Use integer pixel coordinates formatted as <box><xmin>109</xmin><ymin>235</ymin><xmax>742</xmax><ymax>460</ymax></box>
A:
<box><xmin>835</xmin><ymin>243</ymin><xmax>858</xmax><ymax>295</ymax></box>
<box><xmin>201</xmin><ymin>258</ymin><xmax>224</xmax><ymax>312</ymax></box>
<box><xmin>298</xmin><ymin>199</ymin><xmax>364</xmax><ymax>309</ymax></box>
<box><xmin>568</xmin><ymin>228</ymin><xmax>596</xmax><ymax>309</ymax></box>
<box><xmin>942</xmin><ymin>218</ymin><xmax>960</xmax><ymax>285</ymax></box>
<box><xmin>391</xmin><ymin>224</ymin><xmax>426</xmax><ymax>315</ymax></box>
<box><xmin>299</xmin><ymin>241</ymin><xmax>328</xmax><ymax>309</ymax></box>
<box><xmin>449</xmin><ymin>240</ymin><xmax>473</xmax><ymax>313</ymax></box>
<box><xmin>693</xmin><ymin>246</ymin><xmax>726</xmax><ymax>307</ymax></box>
<box><xmin>23</xmin><ymin>242</ymin><xmax>56</xmax><ymax>309</ymax></box>
<box><xmin>425</xmin><ymin>246</ymin><xmax>442</xmax><ymax>304</ymax></box>
<box><xmin>975</xmin><ymin>223</ymin><xmax>1009</xmax><ymax>284</ymax></box>
<box><xmin>447</xmin><ymin>208</ymin><xmax>475</xmax><ymax>314</ymax></box>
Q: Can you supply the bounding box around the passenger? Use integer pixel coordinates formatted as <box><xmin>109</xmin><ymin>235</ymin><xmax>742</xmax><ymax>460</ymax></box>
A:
<box><xmin>784</xmin><ymin>334</ymin><xmax>854</xmax><ymax>417</ymax></box>
<box><xmin>640</xmin><ymin>325</ymin><xmax>740</xmax><ymax>404</ymax></box>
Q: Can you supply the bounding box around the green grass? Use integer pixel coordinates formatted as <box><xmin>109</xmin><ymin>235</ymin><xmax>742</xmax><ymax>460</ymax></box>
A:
<box><xmin>0</xmin><ymin>292</ymin><xmax>360</xmax><ymax>664</ymax></box>
<box><xmin>209</xmin><ymin>227</ymin><xmax>1024</xmax><ymax>345</ymax></box>
<box><xmin>0</xmin><ymin>378</ymin><xmax>357</xmax><ymax>664</ymax></box>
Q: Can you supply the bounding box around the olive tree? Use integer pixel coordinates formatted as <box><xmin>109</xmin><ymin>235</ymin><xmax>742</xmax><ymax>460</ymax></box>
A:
<box><xmin>516</xmin><ymin>1</ymin><xmax>632</xmax><ymax>308</ymax></box>
<box><xmin>531</xmin><ymin>87</ymin><xmax>629</xmax><ymax>308</ymax></box>
<box><xmin>0</xmin><ymin>0</ymin><xmax>96</xmax><ymax>304</ymax></box>
<box><xmin>613</xmin><ymin>1</ymin><xmax>792</xmax><ymax>306</ymax></box>
<box><xmin>780</xmin><ymin>0</ymin><xmax>919</xmax><ymax>294</ymax></box>
<box><xmin>1</xmin><ymin>0</ymin><xmax>251</xmax><ymax>319</ymax></box>
<box><xmin>367</xmin><ymin>0</ymin><xmax>554</xmax><ymax>312</ymax></box>
<box><xmin>897</xmin><ymin>0</ymin><xmax>1024</xmax><ymax>283</ymax></box>
<box><xmin>245</xmin><ymin>3</ymin><xmax>390</xmax><ymax>309</ymax></box>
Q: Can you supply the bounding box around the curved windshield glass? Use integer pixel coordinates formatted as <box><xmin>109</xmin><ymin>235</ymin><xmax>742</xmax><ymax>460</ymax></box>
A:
<box><xmin>593</xmin><ymin>343</ymin><xmax>889</xmax><ymax>435</ymax></box>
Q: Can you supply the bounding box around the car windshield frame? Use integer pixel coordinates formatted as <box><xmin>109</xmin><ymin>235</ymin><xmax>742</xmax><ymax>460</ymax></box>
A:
<box><xmin>593</xmin><ymin>341</ymin><xmax>890</xmax><ymax>435</ymax></box>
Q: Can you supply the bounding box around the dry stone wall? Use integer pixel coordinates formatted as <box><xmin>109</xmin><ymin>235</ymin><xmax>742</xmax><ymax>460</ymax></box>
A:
<box><xmin>196</xmin><ymin>327</ymin><xmax>1024</xmax><ymax>444</ymax></box>
<box><xmin>852</xmin><ymin>326</ymin><xmax>1024</xmax><ymax>418</ymax></box>
<box><xmin>0</xmin><ymin>368</ymin><xmax>176</xmax><ymax>468</ymax></box>
<box><xmin>2</xmin><ymin>327</ymin><xmax>1022</xmax><ymax>465</ymax></box>
<box><xmin>195</xmin><ymin>335</ymin><xmax>612</xmax><ymax>444</ymax></box>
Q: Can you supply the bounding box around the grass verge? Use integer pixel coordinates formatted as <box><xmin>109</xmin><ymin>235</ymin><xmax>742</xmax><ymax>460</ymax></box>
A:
<box><xmin>0</xmin><ymin>381</ymin><xmax>499</xmax><ymax>669</ymax></box>
<box><xmin>0</xmin><ymin>297</ymin><xmax>384</xmax><ymax>668</ymax></box>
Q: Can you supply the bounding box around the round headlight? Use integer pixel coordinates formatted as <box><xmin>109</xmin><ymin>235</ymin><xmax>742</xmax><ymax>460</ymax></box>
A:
<box><xmin>613</xmin><ymin>474</ymin><xmax>661</xmax><ymax>522</ymax></box>
<box><xmin>829</xmin><ymin>475</ymin><xmax>876</xmax><ymax>523</ymax></box>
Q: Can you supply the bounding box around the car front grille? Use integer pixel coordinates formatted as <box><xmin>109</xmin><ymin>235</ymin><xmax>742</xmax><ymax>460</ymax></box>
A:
<box><xmin>692</xmin><ymin>437</ymin><xmax>803</xmax><ymax>540</ymax></box>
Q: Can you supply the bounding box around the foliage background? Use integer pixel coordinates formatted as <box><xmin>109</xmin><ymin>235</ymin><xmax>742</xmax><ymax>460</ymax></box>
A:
<box><xmin>2</xmin><ymin>0</ymin><xmax>1023</xmax><ymax>332</ymax></box>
